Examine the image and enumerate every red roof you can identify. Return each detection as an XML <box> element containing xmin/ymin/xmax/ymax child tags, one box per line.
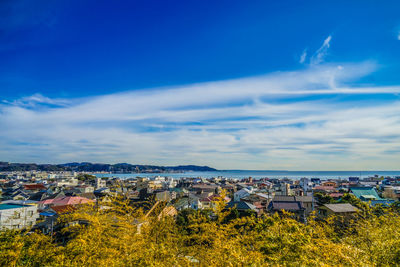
<box><xmin>329</xmin><ymin>193</ymin><xmax>344</xmax><ymax>198</ymax></box>
<box><xmin>39</xmin><ymin>196</ymin><xmax>94</xmax><ymax>206</ymax></box>
<box><xmin>51</xmin><ymin>205</ymin><xmax>77</xmax><ymax>214</ymax></box>
<box><xmin>24</xmin><ymin>184</ymin><xmax>46</xmax><ymax>190</ymax></box>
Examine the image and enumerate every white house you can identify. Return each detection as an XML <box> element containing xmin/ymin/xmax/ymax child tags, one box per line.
<box><xmin>96</xmin><ymin>178</ymin><xmax>107</xmax><ymax>189</ymax></box>
<box><xmin>234</xmin><ymin>187</ymin><xmax>253</xmax><ymax>202</ymax></box>
<box><xmin>0</xmin><ymin>203</ymin><xmax>39</xmax><ymax>230</ymax></box>
<box><xmin>299</xmin><ymin>178</ymin><xmax>310</xmax><ymax>192</ymax></box>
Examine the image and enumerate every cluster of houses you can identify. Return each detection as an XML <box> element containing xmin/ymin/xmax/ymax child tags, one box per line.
<box><xmin>0</xmin><ymin>170</ymin><xmax>399</xmax><ymax>232</ymax></box>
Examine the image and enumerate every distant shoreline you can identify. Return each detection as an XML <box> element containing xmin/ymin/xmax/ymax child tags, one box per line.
<box><xmin>94</xmin><ymin>170</ymin><xmax>400</xmax><ymax>180</ymax></box>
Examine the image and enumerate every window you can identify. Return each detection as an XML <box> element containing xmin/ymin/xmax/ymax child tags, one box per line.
<box><xmin>28</xmin><ymin>210</ymin><xmax>34</xmax><ymax>216</ymax></box>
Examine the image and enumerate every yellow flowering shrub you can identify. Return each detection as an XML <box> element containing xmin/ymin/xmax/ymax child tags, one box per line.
<box><xmin>1</xmin><ymin>195</ymin><xmax>400</xmax><ymax>266</ymax></box>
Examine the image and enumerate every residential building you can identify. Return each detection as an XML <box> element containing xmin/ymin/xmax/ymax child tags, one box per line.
<box><xmin>268</xmin><ymin>201</ymin><xmax>306</xmax><ymax>222</ymax></box>
<box><xmin>226</xmin><ymin>201</ymin><xmax>259</xmax><ymax>215</ymax></box>
<box><xmin>234</xmin><ymin>187</ymin><xmax>253</xmax><ymax>201</ymax></box>
<box><xmin>95</xmin><ymin>178</ymin><xmax>107</xmax><ymax>189</ymax></box>
<box><xmin>0</xmin><ymin>203</ymin><xmax>39</xmax><ymax>229</ymax></box>
<box><xmin>349</xmin><ymin>187</ymin><xmax>395</xmax><ymax>206</ymax></box>
<box><xmin>318</xmin><ymin>203</ymin><xmax>358</xmax><ymax>218</ymax></box>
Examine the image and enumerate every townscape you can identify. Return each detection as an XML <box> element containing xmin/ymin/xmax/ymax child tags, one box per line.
<box><xmin>3</xmin><ymin>1</ymin><xmax>400</xmax><ymax>265</ymax></box>
<box><xmin>1</xmin><ymin>169</ymin><xmax>399</xmax><ymax>231</ymax></box>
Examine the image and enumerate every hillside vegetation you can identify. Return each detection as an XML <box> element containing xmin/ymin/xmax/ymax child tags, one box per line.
<box><xmin>1</xmin><ymin>196</ymin><xmax>400</xmax><ymax>266</ymax></box>
<box><xmin>0</xmin><ymin>162</ymin><xmax>217</xmax><ymax>172</ymax></box>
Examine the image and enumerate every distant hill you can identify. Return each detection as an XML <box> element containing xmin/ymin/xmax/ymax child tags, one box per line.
<box><xmin>0</xmin><ymin>161</ymin><xmax>217</xmax><ymax>173</ymax></box>
<box><xmin>167</xmin><ymin>165</ymin><xmax>217</xmax><ymax>172</ymax></box>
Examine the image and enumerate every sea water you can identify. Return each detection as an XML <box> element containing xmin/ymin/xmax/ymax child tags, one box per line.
<box><xmin>94</xmin><ymin>170</ymin><xmax>400</xmax><ymax>180</ymax></box>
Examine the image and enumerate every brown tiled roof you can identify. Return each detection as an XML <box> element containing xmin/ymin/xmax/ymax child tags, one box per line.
<box><xmin>51</xmin><ymin>205</ymin><xmax>77</xmax><ymax>214</ymax></box>
<box><xmin>24</xmin><ymin>184</ymin><xmax>46</xmax><ymax>190</ymax></box>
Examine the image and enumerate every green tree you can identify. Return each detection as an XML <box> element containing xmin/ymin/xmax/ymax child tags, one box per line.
<box><xmin>314</xmin><ymin>192</ymin><xmax>335</xmax><ymax>205</ymax></box>
<box><xmin>76</xmin><ymin>174</ymin><xmax>96</xmax><ymax>183</ymax></box>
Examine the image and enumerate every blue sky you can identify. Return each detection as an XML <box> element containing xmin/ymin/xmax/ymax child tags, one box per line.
<box><xmin>1</xmin><ymin>0</ymin><xmax>400</xmax><ymax>170</ymax></box>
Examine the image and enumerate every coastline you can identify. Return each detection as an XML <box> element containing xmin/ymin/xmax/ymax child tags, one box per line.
<box><xmin>94</xmin><ymin>170</ymin><xmax>400</xmax><ymax>180</ymax></box>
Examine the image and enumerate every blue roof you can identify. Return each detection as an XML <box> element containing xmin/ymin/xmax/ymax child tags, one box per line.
<box><xmin>350</xmin><ymin>187</ymin><xmax>395</xmax><ymax>206</ymax></box>
<box><xmin>0</xmin><ymin>204</ymin><xmax>25</xmax><ymax>210</ymax></box>
<box><xmin>349</xmin><ymin>187</ymin><xmax>383</xmax><ymax>200</ymax></box>
<box><xmin>39</xmin><ymin>212</ymin><xmax>56</xmax><ymax>217</ymax></box>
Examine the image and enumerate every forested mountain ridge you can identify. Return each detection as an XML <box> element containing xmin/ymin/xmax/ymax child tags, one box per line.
<box><xmin>0</xmin><ymin>161</ymin><xmax>217</xmax><ymax>172</ymax></box>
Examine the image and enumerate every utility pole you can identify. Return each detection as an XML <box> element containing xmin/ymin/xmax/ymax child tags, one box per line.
<box><xmin>311</xmin><ymin>188</ymin><xmax>315</xmax><ymax>212</ymax></box>
<box><xmin>51</xmin><ymin>218</ymin><xmax>54</xmax><ymax>238</ymax></box>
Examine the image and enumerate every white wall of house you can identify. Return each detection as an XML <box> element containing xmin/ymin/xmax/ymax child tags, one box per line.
<box><xmin>96</xmin><ymin>178</ymin><xmax>107</xmax><ymax>189</ymax></box>
<box><xmin>234</xmin><ymin>188</ymin><xmax>252</xmax><ymax>202</ymax></box>
<box><xmin>56</xmin><ymin>177</ymin><xmax>79</xmax><ymax>187</ymax></box>
<box><xmin>0</xmin><ymin>205</ymin><xmax>39</xmax><ymax>230</ymax></box>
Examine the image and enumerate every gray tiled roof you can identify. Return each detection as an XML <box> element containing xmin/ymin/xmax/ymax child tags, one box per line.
<box><xmin>323</xmin><ymin>203</ymin><xmax>358</xmax><ymax>213</ymax></box>
<box><xmin>270</xmin><ymin>201</ymin><xmax>304</xmax><ymax>211</ymax></box>
<box><xmin>273</xmin><ymin>195</ymin><xmax>313</xmax><ymax>202</ymax></box>
<box><xmin>227</xmin><ymin>201</ymin><xmax>258</xmax><ymax>211</ymax></box>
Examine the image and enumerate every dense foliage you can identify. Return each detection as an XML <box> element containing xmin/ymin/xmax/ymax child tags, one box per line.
<box><xmin>76</xmin><ymin>174</ymin><xmax>97</xmax><ymax>183</ymax></box>
<box><xmin>1</xmin><ymin>196</ymin><xmax>400</xmax><ymax>266</ymax></box>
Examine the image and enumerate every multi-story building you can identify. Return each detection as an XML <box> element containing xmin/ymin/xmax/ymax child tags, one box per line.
<box><xmin>0</xmin><ymin>203</ymin><xmax>39</xmax><ymax>229</ymax></box>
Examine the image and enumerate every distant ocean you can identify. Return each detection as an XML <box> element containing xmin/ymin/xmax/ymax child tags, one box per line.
<box><xmin>94</xmin><ymin>170</ymin><xmax>400</xmax><ymax>180</ymax></box>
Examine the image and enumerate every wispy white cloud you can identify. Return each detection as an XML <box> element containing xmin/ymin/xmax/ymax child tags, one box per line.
<box><xmin>299</xmin><ymin>49</ymin><xmax>307</xmax><ymax>64</ymax></box>
<box><xmin>310</xmin><ymin>35</ymin><xmax>332</xmax><ymax>65</ymax></box>
<box><xmin>0</xmin><ymin>61</ymin><xmax>399</xmax><ymax>170</ymax></box>
<box><xmin>2</xmin><ymin>93</ymin><xmax>70</xmax><ymax>108</ymax></box>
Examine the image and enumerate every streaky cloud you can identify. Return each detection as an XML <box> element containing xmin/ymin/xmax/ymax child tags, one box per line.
<box><xmin>299</xmin><ymin>48</ymin><xmax>307</xmax><ymax>64</ymax></box>
<box><xmin>310</xmin><ymin>35</ymin><xmax>332</xmax><ymax>65</ymax></box>
<box><xmin>0</xmin><ymin>61</ymin><xmax>399</xmax><ymax>170</ymax></box>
